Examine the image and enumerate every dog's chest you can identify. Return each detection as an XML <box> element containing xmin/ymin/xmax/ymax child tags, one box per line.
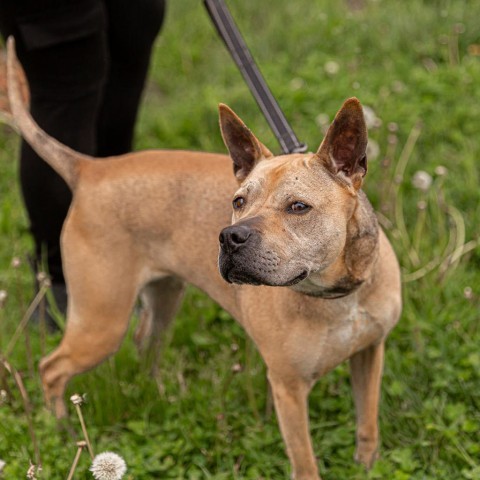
<box><xmin>286</xmin><ymin>301</ymin><xmax>384</xmax><ymax>380</ymax></box>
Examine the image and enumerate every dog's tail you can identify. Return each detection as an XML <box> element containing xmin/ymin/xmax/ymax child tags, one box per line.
<box><xmin>0</xmin><ymin>41</ymin><xmax>29</xmax><ymax>130</ymax></box>
<box><xmin>6</xmin><ymin>36</ymin><xmax>91</xmax><ymax>190</ymax></box>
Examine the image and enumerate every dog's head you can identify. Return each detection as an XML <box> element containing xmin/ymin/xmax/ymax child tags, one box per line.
<box><xmin>218</xmin><ymin>98</ymin><xmax>375</xmax><ymax>295</ymax></box>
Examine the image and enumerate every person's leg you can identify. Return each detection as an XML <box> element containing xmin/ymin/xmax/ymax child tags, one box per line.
<box><xmin>97</xmin><ymin>0</ymin><xmax>166</xmax><ymax>156</ymax></box>
<box><xmin>0</xmin><ymin>0</ymin><xmax>108</xmax><ymax>286</ymax></box>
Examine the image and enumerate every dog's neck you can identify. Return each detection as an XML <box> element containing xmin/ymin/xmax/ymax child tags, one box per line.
<box><xmin>291</xmin><ymin>190</ymin><xmax>379</xmax><ymax>299</ymax></box>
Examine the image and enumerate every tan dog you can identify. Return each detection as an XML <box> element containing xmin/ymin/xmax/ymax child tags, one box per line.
<box><xmin>6</xmin><ymin>38</ymin><xmax>401</xmax><ymax>479</ymax></box>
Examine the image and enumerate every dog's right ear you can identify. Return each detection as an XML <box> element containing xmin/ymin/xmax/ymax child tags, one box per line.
<box><xmin>219</xmin><ymin>104</ymin><xmax>273</xmax><ymax>182</ymax></box>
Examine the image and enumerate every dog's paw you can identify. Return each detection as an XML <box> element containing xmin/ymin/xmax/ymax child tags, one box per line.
<box><xmin>354</xmin><ymin>440</ymin><xmax>379</xmax><ymax>469</ymax></box>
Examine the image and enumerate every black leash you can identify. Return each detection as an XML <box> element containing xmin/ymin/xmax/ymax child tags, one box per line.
<box><xmin>204</xmin><ymin>0</ymin><xmax>308</xmax><ymax>154</ymax></box>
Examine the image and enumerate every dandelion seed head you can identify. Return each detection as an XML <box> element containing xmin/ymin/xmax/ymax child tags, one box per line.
<box><xmin>0</xmin><ymin>290</ymin><xmax>7</xmax><ymax>308</ymax></box>
<box><xmin>0</xmin><ymin>389</ymin><xmax>7</xmax><ymax>404</ymax></box>
<box><xmin>388</xmin><ymin>122</ymin><xmax>399</xmax><ymax>133</ymax></box>
<box><xmin>90</xmin><ymin>452</ymin><xmax>127</xmax><ymax>480</ymax></box>
<box><xmin>362</xmin><ymin>106</ymin><xmax>382</xmax><ymax>130</ymax></box>
<box><xmin>388</xmin><ymin>134</ymin><xmax>398</xmax><ymax>145</ymax></box>
<box><xmin>11</xmin><ymin>257</ymin><xmax>21</xmax><ymax>268</ymax></box>
<box><xmin>324</xmin><ymin>60</ymin><xmax>340</xmax><ymax>75</ymax></box>
<box><xmin>290</xmin><ymin>77</ymin><xmax>305</xmax><ymax>90</ymax></box>
<box><xmin>36</xmin><ymin>272</ymin><xmax>51</xmax><ymax>288</ymax></box>
<box><xmin>412</xmin><ymin>171</ymin><xmax>432</xmax><ymax>192</ymax></box>
<box><xmin>464</xmin><ymin>287</ymin><xmax>473</xmax><ymax>300</ymax></box>
<box><xmin>315</xmin><ymin>113</ymin><xmax>329</xmax><ymax>128</ymax></box>
<box><xmin>0</xmin><ymin>459</ymin><xmax>5</xmax><ymax>472</ymax></box>
<box><xmin>70</xmin><ymin>393</ymin><xmax>84</xmax><ymax>406</ymax></box>
<box><xmin>231</xmin><ymin>363</ymin><xmax>242</xmax><ymax>373</ymax></box>
<box><xmin>36</xmin><ymin>271</ymin><xmax>47</xmax><ymax>283</ymax></box>
<box><xmin>366</xmin><ymin>139</ymin><xmax>380</xmax><ymax>161</ymax></box>
<box><xmin>434</xmin><ymin>165</ymin><xmax>448</xmax><ymax>176</ymax></box>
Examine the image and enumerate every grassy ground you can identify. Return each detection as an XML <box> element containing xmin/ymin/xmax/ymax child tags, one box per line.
<box><xmin>1</xmin><ymin>0</ymin><xmax>480</xmax><ymax>478</ymax></box>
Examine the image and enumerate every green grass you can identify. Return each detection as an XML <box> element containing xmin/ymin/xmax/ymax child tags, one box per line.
<box><xmin>1</xmin><ymin>0</ymin><xmax>480</xmax><ymax>478</ymax></box>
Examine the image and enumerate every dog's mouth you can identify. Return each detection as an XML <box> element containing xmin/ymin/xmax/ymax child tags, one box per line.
<box><xmin>222</xmin><ymin>264</ymin><xmax>308</xmax><ymax>287</ymax></box>
<box><xmin>224</xmin><ymin>268</ymin><xmax>262</xmax><ymax>286</ymax></box>
<box><xmin>282</xmin><ymin>269</ymin><xmax>309</xmax><ymax>286</ymax></box>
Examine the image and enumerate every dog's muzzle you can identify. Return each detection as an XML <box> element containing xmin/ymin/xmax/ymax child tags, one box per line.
<box><xmin>218</xmin><ymin>224</ymin><xmax>308</xmax><ymax>286</ymax></box>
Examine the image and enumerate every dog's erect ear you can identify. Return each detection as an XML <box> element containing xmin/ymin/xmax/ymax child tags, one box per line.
<box><xmin>219</xmin><ymin>104</ymin><xmax>273</xmax><ymax>182</ymax></box>
<box><xmin>316</xmin><ymin>98</ymin><xmax>368</xmax><ymax>189</ymax></box>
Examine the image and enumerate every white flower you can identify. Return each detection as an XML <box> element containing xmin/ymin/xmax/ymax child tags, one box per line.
<box><xmin>0</xmin><ymin>459</ymin><xmax>5</xmax><ymax>472</ymax></box>
<box><xmin>90</xmin><ymin>452</ymin><xmax>127</xmax><ymax>480</ymax></box>
<box><xmin>412</xmin><ymin>171</ymin><xmax>432</xmax><ymax>192</ymax></box>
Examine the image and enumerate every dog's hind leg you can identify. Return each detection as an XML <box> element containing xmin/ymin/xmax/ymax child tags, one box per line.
<box><xmin>135</xmin><ymin>276</ymin><xmax>186</xmax><ymax>375</ymax></box>
<box><xmin>39</xmin><ymin>235</ymin><xmax>140</xmax><ymax>418</ymax></box>
<box><xmin>349</xmin><ymin>341</ymin><xmax>384</xmax><ymax>469</ymax></box>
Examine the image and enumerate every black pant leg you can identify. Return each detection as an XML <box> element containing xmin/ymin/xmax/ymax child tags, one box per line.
<box><xmin>0</xmin><ymin>0</ymin><xmax>108</xmax><ymax>283</ymax></box>
<box><xmin>96</xmin><ymin>0</ymin><xmax>166</xmax><ymax>156</ymax></box>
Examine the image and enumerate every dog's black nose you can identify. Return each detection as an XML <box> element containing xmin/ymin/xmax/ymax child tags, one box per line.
<box><xmin>219</xmin><ymin>225</ymin><xmax>251</xmax><ymax>252</ymax></box>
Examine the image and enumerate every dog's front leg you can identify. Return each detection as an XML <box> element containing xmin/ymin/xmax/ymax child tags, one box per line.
<box><xmin>268</xmin><ymin>371</ymin><xmax>320</xmax><ymax>480</ymax></box>
<box><xmin>349</xmin><ymin>341</ymin><xmax>384</xmax><ymax>468</ymax></box>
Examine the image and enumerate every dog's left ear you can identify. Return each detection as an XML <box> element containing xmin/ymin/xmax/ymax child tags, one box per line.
<box><xmin>219</xmin><ymin>104</ymin><xmax>273</xmax><ymax>182</ymax></box>
<box><xmin>316</xmin><ymin>97</ymin><xmax>368</xmax><ymax>190</ymax></box>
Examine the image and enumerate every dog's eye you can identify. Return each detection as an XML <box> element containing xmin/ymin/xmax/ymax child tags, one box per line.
<box><xmin>288</xmin><ymin>201</ymin><xmax>311</xmax><ymax>214</ymax></box>
<box><xmin>233</xmin><ymin>196</ymin><xmax>245</xmax><ymax>209</ymax></box>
